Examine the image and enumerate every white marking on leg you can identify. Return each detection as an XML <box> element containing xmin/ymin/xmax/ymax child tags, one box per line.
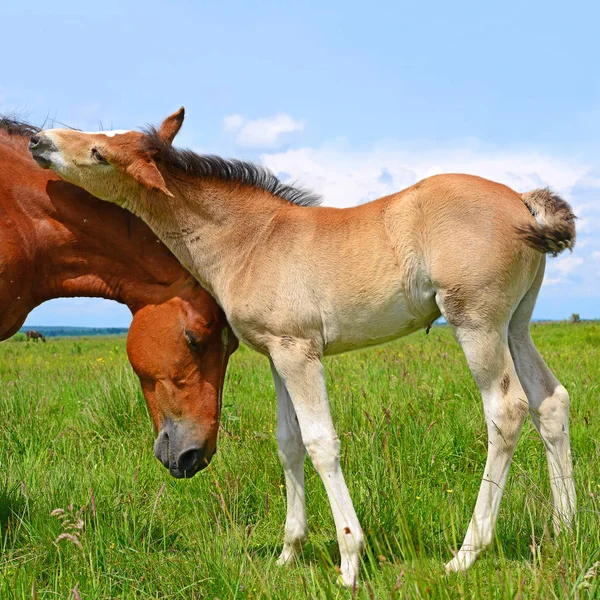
<box><xmin>270</xmin><ymin>339</ymin><xmax>363</xmax><ymax>586</ymax></box>
<box><xmin>271</xmin><ymin>364</ymin><xmax>307</xmax><ymax>565</ymax></box>
<box><xmin>445</xmin><ymin>328</ymin><xmax>528</xmax><ymax>573</ymax></box>
<box><xmin>534</xmin><ymin>384</ymin><xmax>576</xmax><ymax>530</ymax></box>
<box><xmin>509</xmin><ymin>332</ymin><xmax>576</xmax><ymax>531</ymax></box>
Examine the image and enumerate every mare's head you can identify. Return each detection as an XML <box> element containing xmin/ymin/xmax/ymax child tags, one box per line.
<box><xmin>2</xmin><ymin>114</ymin><xmax>237</xmax><ymax>477</ymax></box>
<box><xmin>127</xmin><ymin>283</ymin><xmax>237</xmax><ymax>478</ymax></box>
<box><xmin>28</xmin><ymin>109</ymin><xmax>187</xmax><ymax>209</ymax></box>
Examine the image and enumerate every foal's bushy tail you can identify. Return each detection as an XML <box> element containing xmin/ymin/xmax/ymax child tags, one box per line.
<box><xmin>517</xmin><ymin>188</ymin><xmax>576</xmax><ymax>256</ymax></box>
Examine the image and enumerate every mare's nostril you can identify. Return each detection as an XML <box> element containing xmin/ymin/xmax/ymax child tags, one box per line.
<box><xmin>177</xmin><ymin>447</ymin><xmax>207</xmax><ymax>474</ymax></box>
<box><xmin>153</xmin><ymin>429</ymin><xmax>170</xmax><ymax>469</ymax></box>
<box><xmin>29</xmin><ymin>135</ymin><xmax>41</xmax><ymax>149</ymax></box>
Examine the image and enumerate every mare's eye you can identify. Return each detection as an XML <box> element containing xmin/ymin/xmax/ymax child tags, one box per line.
<box><xmin>91</xmin><ymin>147</ymin><xmax>108</xmax><ymax>164</ymax></box>
<box><xmin>184</xmin><ymin>329</ymin><xmax>204</xmax><ymax>352</ymax></box>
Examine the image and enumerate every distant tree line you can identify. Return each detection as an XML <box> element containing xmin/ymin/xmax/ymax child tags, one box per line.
<box><xmin>18</xmin><ymin>326</ymin><xmax>128</xmax><ymax>338</ymax></box>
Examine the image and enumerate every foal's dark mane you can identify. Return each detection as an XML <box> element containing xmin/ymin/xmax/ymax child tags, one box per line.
<box><xmin>142</xmin><ymin>126</ymin><xmax>322</xmax><ymax>207</ymax></box>
<box><xmin>0</xmin><ymin>117</ymin><xmax>321</xmax><ymax>207</ymax></box>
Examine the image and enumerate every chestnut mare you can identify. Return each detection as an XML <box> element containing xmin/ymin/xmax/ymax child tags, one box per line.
<box><xmin>33</xmin><ymin>110</ymin><xmax>577</xmax><ymax>585</ymax></box>
<box><xmin>0</xmin><ymin>117</ymin><xmax>237</xmax><ymax>478</ymax></box>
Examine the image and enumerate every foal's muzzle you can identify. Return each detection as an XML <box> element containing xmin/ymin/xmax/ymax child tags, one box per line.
<box><xmin>29</xmin><ymin>134</ymin><xmax>57</xmax><ymax>169</ymax></box>
<box><xmin>153</xmin><ymin>419</ymin><xmax>214</xmax><ymax>479</ymax></box>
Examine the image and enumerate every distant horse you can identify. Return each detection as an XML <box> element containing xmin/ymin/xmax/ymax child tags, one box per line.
<box><xmin>26</xmin><ymin>329</ymin><xmax>46</xmax><ymax>342</ymax></box>
<box><xmin>35</xmin><ymin>109</ymin><xmax>577</xmax><ymax>585</ymax></box>
<box><xmin>0</xmin><ymin>117</ymin><xmax>237</xmax><ymax>478</ymax></box>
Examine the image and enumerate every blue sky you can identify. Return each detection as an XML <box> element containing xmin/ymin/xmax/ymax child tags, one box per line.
<box><xmin>2</xmin><ymin>0</ymin><xmax>598</xmax><ymax>325</ymax></box>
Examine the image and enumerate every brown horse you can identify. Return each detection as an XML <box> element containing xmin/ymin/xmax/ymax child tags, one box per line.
<box><xmin>33</xmin><ymin>109</ymin><xmax>578</xmax><ymax>585</ymax></box>
<box><xmin>0</xmin><ymin>117</ymin><xmax>237</xmax><ymax>478</ymax></box>
<box><xmin>26</xmin><ymin>329</ymin><xmax>46</xmax><ymax>342</ymax></box>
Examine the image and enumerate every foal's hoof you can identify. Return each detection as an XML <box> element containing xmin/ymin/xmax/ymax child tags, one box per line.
<box><xmin>276</xmin><ymin>555</ymin><xmax>293</xmax><ymax>568</ymax></box>
<box><xmin>336</xmin><ymin>571</ymin><xmax>358</xmax><ymax>589</ymax></box>
<box><xmin>444</xmin><ymin>549</ymin><xmax>479</xmax><ymax>573</ymax></box>
<box><xmin>276</xmin><ymin>547</ymin><xmax>297</xmax><ymax>567</ymax></box>
<box><xmin>335</xmin><ymin>560</ymin><xmax>359</xmax><ymax>588</ymax></box>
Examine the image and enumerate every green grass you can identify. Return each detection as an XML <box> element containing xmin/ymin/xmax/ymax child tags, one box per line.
<box><xmin>0</xmin><ymin>324</ymin><xmax>599</xmax><ymax>599</ymax></box>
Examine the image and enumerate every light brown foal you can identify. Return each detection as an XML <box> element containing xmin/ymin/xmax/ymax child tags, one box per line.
<box><xmin>31</xmin><ymin>109</ymin><xmax>577</xmax><ymax>586</ymax></box>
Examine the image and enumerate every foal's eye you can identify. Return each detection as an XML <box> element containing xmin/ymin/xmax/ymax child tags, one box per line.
<box><xmin>184</xmin><ymin>329</ymin><xmax>204</xmax><ymax>352</ymax></box>
<box><xmin>91</xmin><ymin>147</ymin><xmax>108</xmax><ymax>164</ymax></box>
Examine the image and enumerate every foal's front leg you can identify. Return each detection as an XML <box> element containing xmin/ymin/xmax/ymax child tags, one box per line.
<box><xmin>271</xmin><ymin>364</ymin><xmax>308</xmax><ymax>565</ymax></box>
<box><xmin>270</xmin><ymin>339</ymin><xmax>364</xmax><ymax>587</ymax></box>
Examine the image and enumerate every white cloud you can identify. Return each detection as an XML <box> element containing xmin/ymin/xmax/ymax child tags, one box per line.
<box><xmin>232</xmin><ymin>113</ymin><xmax>304</xmax><ymax>149</ymax></box>
<box><xmin>553</xmin><ymin>255</ymin><xmax>584</xmax><ymax>274</ymax></box>
<box><xmin>261</xmin><ymin>144</ymin><xmax>590</xmax><ymax>209</ymax></box>
<box><xmin>223</xmin><ymin>114</ymin><xmax>244</xmax><ymax>132</ymax></box>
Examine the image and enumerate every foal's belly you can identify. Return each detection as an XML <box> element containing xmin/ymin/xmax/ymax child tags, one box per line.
<box><xmin>322</xmin><ymin>290</ymin><xmax>440</xmax><ymax>356</ymax></box>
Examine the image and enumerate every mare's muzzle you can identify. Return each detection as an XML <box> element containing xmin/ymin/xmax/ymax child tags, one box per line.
<box><xmin>153</xmin><ymin>418</ymin><xmax>213</xmax><ymax>479</ymax></box>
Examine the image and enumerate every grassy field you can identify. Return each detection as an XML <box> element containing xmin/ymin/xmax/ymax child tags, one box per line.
<box><xmin>0</xmin><ymin>323</ymin><xmax>598</xmax><ymax>599</ymax></box>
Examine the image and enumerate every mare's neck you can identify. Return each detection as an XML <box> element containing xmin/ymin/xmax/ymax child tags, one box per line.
<box><xmin>0</xmin><ymin>134</ymin><xmax>186</xmax><ymax>322</ymax></box>
<box><xmin>37</xmin><ymin>183</ymin><xmax>186</xmax><ymax>314</ymax></box>
<box><xmin>41</xmin><ymin>257</ymin><xmax>163</xmax><ymax>316</ymax></box>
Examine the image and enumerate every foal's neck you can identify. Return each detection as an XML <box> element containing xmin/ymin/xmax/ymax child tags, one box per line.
<box><xmin>142</xmin><ymin>179</ymin><xmax>284</xmax><ymax>301</ymax></box>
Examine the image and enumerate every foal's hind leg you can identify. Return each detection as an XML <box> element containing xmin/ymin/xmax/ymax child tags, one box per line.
<box><xmin>270</xmin><ymin>364</ymin><xmax>308</xmax><ymax>565</ymax></box>
<box><xmin>444</xmin><ymin>324</ymin><xmax>529</xmax><ymax>572</ymax></box>
<box><xmin>508</xmin><ymin>257</ymin><xmax>576</xmax><ymax>531</ymax></box>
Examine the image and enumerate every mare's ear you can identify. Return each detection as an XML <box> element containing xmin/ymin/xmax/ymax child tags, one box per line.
<box><xmin>127</xmin><ymin>159</ymin><xmax>174</xmax><ymax>198</ymax></box>
<box><xmin>158</xmin><ymin>107</ymin><xmax>185</xmax><ymax>145</ymax></box>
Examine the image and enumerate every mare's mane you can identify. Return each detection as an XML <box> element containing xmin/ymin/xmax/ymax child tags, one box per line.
<box><xmin>0</xmin><ymin>116</ymin><xmax>40</xmax><ymax>139</ymax></box>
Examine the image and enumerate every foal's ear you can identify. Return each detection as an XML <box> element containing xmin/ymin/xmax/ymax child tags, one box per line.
<box><xmin>127</xmin><ymin>158</ymin><xmax>174</xmax><ymax>198</ymax></box>
<box><xmin>158</xmin><ymin>107</ymin><xmax>185</xmax><ymax>145</ymax></box>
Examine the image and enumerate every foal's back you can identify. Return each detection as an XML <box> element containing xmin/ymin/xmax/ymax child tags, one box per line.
<box><xmin>240</xmin><ymin>173</ymin><xmax>545</xmax><ymax>351</ymax></box>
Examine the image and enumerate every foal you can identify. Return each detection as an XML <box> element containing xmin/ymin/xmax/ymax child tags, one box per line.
<box><xmin>1</xmin><ymin>117</ymin><xmax>237</xmax><ymax>478</ymax></box>
<box><xmin>31</xmin><ymin>109</ymin><xmax>577</xmax><ymax>585</ymax></box>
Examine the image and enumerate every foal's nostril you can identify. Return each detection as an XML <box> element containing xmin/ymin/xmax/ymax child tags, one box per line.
<box><xmin>177</xmin><ymin>447</ymin><xmax>207</xmax><ymax>474</ymax></box>
<box><xmin>29</xmin><ymin>135</ymin><xmax>41</xmax><ymax>149</ymax></box>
